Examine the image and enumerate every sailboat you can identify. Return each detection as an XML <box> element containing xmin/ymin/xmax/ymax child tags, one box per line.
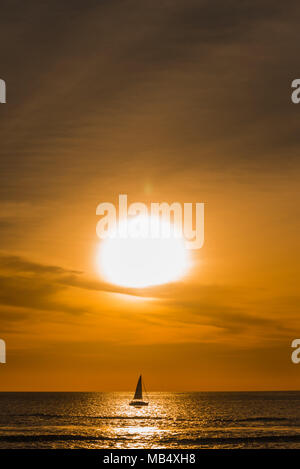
<box><xmin>129</xmin><ymin>375</ymin><xmax>149</xmax><ymax>407</ymax></box>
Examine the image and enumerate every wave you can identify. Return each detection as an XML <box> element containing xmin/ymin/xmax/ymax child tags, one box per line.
<box><xmin>161</xmin><ymin>434</ymin><xmax>300</xmax><ymax>445</ymax></box>
<box><xmin>0</xmin><ymin>413</ymin><xmax>168</xmax><ymax>420</ymax></box>
<box><xmin>236</xmin><ymin>417</ymin><xmax>289</xmax><ymax>423</ymax></box>
<box><xmin>1</xmin><ymin>414</ymin><xmax>297</xmax><ymax>425</ymax></box>
<box><xmin>216</xmin><ymin>416</ymin><xmax>293</xmax><ymax>424</ymax></box>
<box><xmin>0</xmin><ymin>434</ymin><xmax>300</xmax><ymax>445</ymax></box>
<box><xmin>0</xmin><ymin>434</ymin><xmax>120</xmax><ymax>442</ymax></box>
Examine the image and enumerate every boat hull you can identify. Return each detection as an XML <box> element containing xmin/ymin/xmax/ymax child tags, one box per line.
<box><xmin>129</xmin><ymin>400</ymin><xmax>148</xmax><ymax>407</ymax></box>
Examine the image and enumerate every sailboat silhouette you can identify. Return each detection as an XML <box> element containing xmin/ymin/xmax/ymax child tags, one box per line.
<box><xmin>129</xmin><ymin>375</ymin><xmax>149</xmax><ymax>407</ymax></box>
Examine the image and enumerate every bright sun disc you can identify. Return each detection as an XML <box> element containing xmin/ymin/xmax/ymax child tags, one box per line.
<box><xmin>97</xmin><ymin>216</ymin><xmax>189</xmax><ymax>288</ymax></box>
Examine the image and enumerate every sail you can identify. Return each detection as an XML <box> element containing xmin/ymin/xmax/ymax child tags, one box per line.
<box><xmin>133</xmin><ymin>375</ymin><xmax>143</xmax><ymax>400</ymax></box>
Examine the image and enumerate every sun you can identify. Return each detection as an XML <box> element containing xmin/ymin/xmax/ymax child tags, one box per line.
<box><xmin>97</xmin><ymin>215</ymin><xmax>189</xmax><ymax>288</ymax></box>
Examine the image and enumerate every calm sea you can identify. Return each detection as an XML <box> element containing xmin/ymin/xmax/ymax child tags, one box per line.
<box><xmin>0</xmin><ymin>392</ymin><xmax>300</xmax><ymax>449</ymax></box>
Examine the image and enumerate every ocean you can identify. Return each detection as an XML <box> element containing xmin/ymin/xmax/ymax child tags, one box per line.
<box><xmin>0</xmin><ymin>391</ymin><xmax>300</xmax><ymax>449</ymax></box>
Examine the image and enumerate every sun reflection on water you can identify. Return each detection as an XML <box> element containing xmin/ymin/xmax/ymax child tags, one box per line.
<box><xmin>1</xmin><ymin>392</ymin><xmax>297</xmax><ymax>449</ymax></box>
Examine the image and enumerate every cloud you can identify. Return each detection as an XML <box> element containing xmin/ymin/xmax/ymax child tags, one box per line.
<box><xmin>0</xmin><ymin>254</ymin><xmax>85</xmax><ymax>317</ymax></box>
<box><xmin>0</xmin><ymin>0</ymin><xmax>299</xmax><ymax>205</ymax></box>
<box><xmin>0</xmin><ymin>253</ymin><xmax>155</xmax><ymax>320</ymax></box>
<box><xmin>0</xmin><ymin>254</ymin><xmax>80</xmax><ymax>276</ymax></box>
<box><xmin>0</xmin><ymin>253</ymin><xmax>298</xmax><ymax>345</ymax></box>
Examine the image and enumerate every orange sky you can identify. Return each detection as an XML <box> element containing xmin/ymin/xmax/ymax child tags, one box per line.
<box><xmin>0</xmin><ymin>0</ymin><xmax>300</xmax><ymax>391</ymax></box>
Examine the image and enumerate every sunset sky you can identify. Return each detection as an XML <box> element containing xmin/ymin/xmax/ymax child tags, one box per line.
<box><xmin>0</xmin><ymin>0</ymin><xmax>300</xmax><ymax>391</ymax></box>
